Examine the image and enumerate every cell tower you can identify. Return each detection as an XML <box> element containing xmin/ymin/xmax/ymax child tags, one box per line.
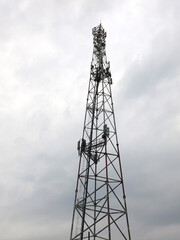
<box><xmin>70</xmin><ymin>24</ymin><xmax>131</xmax><ymax>240</ymax></box>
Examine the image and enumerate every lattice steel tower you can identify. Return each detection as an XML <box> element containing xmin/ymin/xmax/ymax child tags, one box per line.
<box><xmin>70</xmin><ymin>24</ymin><xmax>131</xmax><ymax>240</ymax></box>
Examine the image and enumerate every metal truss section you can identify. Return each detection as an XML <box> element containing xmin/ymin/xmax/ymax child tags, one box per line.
<box><xmin>70</xmin><ymin>24</ymin><xmax>131</xmax><ymax>240</ymax></box>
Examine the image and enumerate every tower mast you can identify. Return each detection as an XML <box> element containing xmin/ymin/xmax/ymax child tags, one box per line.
<box><xmin>70</xmin><ymin>24</ymin><xmax>131</xmax><ymax>240</ymax></box>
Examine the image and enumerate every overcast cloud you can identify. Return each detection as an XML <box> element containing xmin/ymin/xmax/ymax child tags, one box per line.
<box><xmin>0</xmin><ymin>0</ymin><xmax>179</xmax><ymax>239</ymax></box>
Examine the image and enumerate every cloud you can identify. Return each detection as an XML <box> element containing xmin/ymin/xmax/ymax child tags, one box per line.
<box><xmin>120</xmin><ymin>30</ymin><xmax>180</xmax><ymax>99</ymax></box>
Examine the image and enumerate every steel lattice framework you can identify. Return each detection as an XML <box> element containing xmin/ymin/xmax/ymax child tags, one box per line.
<box><xmin>70</xmin><ymin>24</ymin><xmax>131</xmax><ymax>240</ymax></box>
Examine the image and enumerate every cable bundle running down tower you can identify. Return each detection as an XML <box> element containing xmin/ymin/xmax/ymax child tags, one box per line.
<box><xmin>70</xmin><ymin>24</ymin><xmax>131</xmax><ymax>240</ymax></box>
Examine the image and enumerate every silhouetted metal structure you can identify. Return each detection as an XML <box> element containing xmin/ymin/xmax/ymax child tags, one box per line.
<box><xmin>70</xmin><ymin>24</ymin><xmax>131</xmax><ymax>240</ymax></box>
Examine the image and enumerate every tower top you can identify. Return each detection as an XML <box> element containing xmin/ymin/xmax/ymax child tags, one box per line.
<box><xmin>92</xmin><ymin>23</ymin><xmax>106</xmax><ymax>49</ymax></box>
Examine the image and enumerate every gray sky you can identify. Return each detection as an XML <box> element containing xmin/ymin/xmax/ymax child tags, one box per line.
<box><xmin>0</xmin><ymin>0</ymin><xmax>180</xmax><ymax>239</ymax></box>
